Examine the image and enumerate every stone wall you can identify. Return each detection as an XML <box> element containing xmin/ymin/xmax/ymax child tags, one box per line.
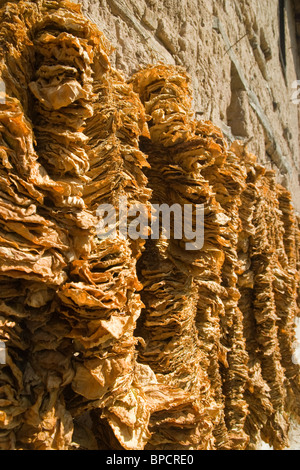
<box><xmin>75</xmin><ymin>0</ymin><xmax>300</xmax><ymax>211</ymax></box>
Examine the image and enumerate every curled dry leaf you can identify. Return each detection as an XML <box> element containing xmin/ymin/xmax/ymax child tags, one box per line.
<box><xmin>0</xmin><ymin>0</ymin><xmax>299</xmax><ymax>450</ymax></box>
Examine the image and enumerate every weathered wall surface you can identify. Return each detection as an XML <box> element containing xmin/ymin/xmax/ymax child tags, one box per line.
<box><xmin>75</xmin><ymin>0</ymin><xmax>300</xmax><ymax>211</ymax></box>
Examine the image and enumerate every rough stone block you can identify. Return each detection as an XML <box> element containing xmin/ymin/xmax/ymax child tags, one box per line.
<box><xmin>142</xmin><ymin>6</ymin><xmax>158</xmax><ymax>31</ymax></box>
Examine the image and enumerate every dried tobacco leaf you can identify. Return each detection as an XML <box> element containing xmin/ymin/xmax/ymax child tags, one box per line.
<box><xmin>0</xmin><ymin>0</ymin><xmax>299</xmax><ymax>451</ymax></box>
<box><xmin>131</xmin><ymin>64</ymin><xmax>300</xmax><ymax>450</ymax></box>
